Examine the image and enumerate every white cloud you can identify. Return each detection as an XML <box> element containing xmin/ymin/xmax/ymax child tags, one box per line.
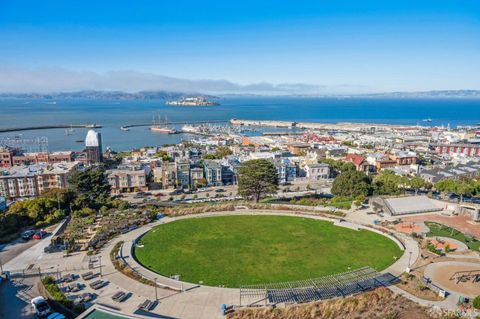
<box><xmin>0</xmin><ymin>66</ymin><xmax>369</xmax><ymax>95</ymax></box>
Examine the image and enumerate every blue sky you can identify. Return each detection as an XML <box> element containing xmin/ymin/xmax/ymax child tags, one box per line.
<box><xmin>0</xmin><ymin>1</ymin><xmax>479</xmax><ymax>93</ymax></box>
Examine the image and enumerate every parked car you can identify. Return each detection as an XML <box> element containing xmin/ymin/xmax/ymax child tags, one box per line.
<box><xmin>32</xmin><ymin>230</ymin><xmax>48</xmax><ymax>240</ymax></box>
<box><xmin>169</xmin><ymin>189</ymin><xmax>183</xmax><ymax>195</ymax></box>
<box><xmin>31</xmin><ymin>296</ymin><xmax>51</xmax><ymax>318</ymax></box>
<box><xmin>22</xmin><ymin>230</ymin><xmax>35</xmax><ymax>240</ymax></box>
<box><xmin>47</xmin><ymin>313</ymin><xmax>65</xmax><ymax>319</ymax></box>
<box><xmin>215</xmin><ymin>188</ymin><xmax>225</xmax><ymax>193</ymax></box>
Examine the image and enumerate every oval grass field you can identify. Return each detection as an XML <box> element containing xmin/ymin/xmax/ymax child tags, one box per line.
<box><xmin>134</xmin><ymin>215</ymin><xmax>402</xmax><ymax>287</ymax></box>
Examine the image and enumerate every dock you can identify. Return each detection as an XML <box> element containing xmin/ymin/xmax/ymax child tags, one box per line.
<box><xmin>230</xmin><ymin>119</ymin><xmax>426</xmax><ymax>132</ymax></box>
<box><xmin>0</xmin><ymin>124</ymin><xmax>102</xmax><ymax>133</ymax></box>
<box><xmin>120</xmin><ymin>120</ymin><xmax>228</xmax><ymax>130</ymax></box>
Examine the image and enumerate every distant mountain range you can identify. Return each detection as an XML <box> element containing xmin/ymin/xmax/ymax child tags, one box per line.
<box><xmin>0</xmin><ymin>89</ymin><xmax>479</xmax><ymax>100</ymax></box>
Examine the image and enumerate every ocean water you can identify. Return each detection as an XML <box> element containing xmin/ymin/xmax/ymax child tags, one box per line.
<box><xmin>0</xmin><ymin>97</ymin><xmax>479</xmax><ymax>151</ymax></box>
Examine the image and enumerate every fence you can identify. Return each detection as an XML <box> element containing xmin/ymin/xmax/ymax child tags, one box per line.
<box><xmin>239</xmin><ymin>267</ymin><xmax>398</xmax><ymax>306</ymax></box>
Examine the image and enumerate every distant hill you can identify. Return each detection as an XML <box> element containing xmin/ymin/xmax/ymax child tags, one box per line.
<box><xmin>361</xmin><ymin>90</ymin><xmax>480</xmax><ymax>98</ymax></box>
<box><xmin>0</xmin><ymin>90</ymin><xmax>218</xmax><ymax>100</ymax></box>
<box><xmin>0</xmin><ymin>89</ymin><xmax>479</xmax><ymax>99</ymax></box>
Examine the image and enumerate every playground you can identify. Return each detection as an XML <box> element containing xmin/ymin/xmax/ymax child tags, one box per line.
<box><xmin>394</xmin><ymin>221</ymin><xmax>425</xmax><ymax>234</ymax></box>
<box><xmin>428</xmin><ymin>262</ymin><xmax>480</xmax><ymax>297</ymax></box>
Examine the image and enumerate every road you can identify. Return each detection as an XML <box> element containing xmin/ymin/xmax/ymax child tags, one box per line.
<box><xmin>0</xmin><ymin>277</ymin><xmax>38</xmax><ymax>319</ymax></box>
<box><xmin>121</xmin><ymin>181</ymin><xmax>333</xmax><ymax>204</ymax></box>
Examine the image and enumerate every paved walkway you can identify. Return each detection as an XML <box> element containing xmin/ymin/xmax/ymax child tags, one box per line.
<box><xmin>5</xmin><ymin>208</ymin><xmax>470</xmax><ymax>319</ymax></box>
<box><xmin>94</xmin><ymin>210</ymin><xmax>417</xmax><ymax>319</ymax></box>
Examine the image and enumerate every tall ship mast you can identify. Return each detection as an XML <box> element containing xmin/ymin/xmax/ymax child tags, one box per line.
<box><xmin>149</xmin><ymin>114</ymin><xmax>178</xmax><ymax>134</ymax></box>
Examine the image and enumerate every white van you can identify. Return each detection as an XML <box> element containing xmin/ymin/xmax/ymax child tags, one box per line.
<box><xmin>30</xmin><ymin>296</ymin><xmax>51</xmax><ymax>318</ymax></box>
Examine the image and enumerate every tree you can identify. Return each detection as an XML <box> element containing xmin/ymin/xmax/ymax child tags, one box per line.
<box><xmin>238</xmin><ymin>159</ymin><xmax>279</xmax><ymax>202</ymax></box>
<box><xmin>455</xmin><ymin>180</ymin><xmax>475</xmax><ymax>202</ymax></box>
<box><xmin>372</xmin><ymin>170</ymin><xmax>409</xmax><ymax>196</ymax></box>
<box><xmin>408</xmin><ymin>176</ymin><xmax>428</xmax><ymax>195</ymax></box>
<box><xmin>215</xmin><ymin>146</ymin><xmax>233</xmax><ymax>159</ymax></box>
<box><xmin>320</xmin><ymin>159</ymin><xmax>355</xmax><ymax>175</ymax></box>
<box><xmin>331</xmin><ymin>170</ymin><xmax>371</xmax><ymax>197</ymax></box>
<box><xmin>435</xmin><ymin>179</ymin><xmax>457</xmax><ymax>197</ymax></box>
<box><xmin>68</xmin><ymin>167</ymin><xmax>111</xmax><ymax>209</ymax></box>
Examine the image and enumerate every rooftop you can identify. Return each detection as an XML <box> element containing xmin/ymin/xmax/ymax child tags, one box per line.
<box><xmin>0</xmin><ymin>162</ymin><xmax>78</xmax><ymax>178</ymax></box>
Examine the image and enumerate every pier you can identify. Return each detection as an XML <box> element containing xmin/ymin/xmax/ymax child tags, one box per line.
<box><xmin>0</xmin><ymin>124</ymin><xmax>102</xmax><ymax>133</ymax></box>
<box><xmin>230</xmin><ymin>119</ymin><xmax>425</xmax><ymax>132</ymax></box>
<box><xmin>120</xmin><ymin>119</ymin><xmax>228</xmax><ymax>130</ymax></box>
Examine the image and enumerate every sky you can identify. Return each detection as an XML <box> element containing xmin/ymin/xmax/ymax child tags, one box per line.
<box><xmin>0</xmin><ymin>0</ymin><xmax>479</xmax><ymax>94</ymax></box>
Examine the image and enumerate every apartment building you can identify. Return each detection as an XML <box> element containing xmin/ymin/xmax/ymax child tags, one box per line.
<box><xmin>0</xmin><ymin>162</ymin><xmax>78</xmax><ymax>200</ymax></box>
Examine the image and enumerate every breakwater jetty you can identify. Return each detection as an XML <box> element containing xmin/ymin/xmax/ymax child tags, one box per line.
<box><xmin>0</xmin><ymin>124</ymin><xmax>102</xmax><ymax>133</ymax></box>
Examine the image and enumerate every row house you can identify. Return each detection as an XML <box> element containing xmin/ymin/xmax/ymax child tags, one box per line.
<box><xmin>106</xmin><ymin>166</ymin><xmax>148</xmax><ymax>194</ymax></box>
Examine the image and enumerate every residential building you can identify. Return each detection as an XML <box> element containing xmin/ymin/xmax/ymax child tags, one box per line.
<box><xmin>304</xmin><ymin>163</ymin><xmax>331</xmax><ymax>181</ymax></box>
<box><xmin>0</xmin><ymin>196</ymin><xmax>6</xmax><ymax>212</ymax></box>
<box><xmin>0</xmin><ymin>147</ymin><xmax>15</xmax><ymax>168</ymax></box>
<box><xmin>420</xmin><ymin>162</ymin><xmax>480</xmax><ymax>183</ymax></box>
<box><xmin>161</xmin><ymin>161</ymin><xmax>177</xmax><ymax>189</ymax></box>
<box><xmin>0</xmin><ymin>162</ymin><xmax>78</xmax><ymax>200</ymax></box>
<box><xmin>345</xmin><ymin>154</ymin><xmax>372</xmax><ymax>173</ymax></box>
<box><xmin>176</xmin><ymin>161</ymin><xmax>191</xmax><ymax>189</ymax></box>
<box><xmin>190</xmin><ymin>167</ymin><xmax>205</xmax><ymax>188</ymax></box>
<box><xmin>106</xmin><ymin>166</ymin><xmax>148</xmax><ymax>193</ymax></box>
<box><xmin>273</xmin><ymin>158</ymin><xmax>297</xmax><ymax>184</ymax></box>
<box><xmin>203</xmin><ymin>160</ymin><xmax>222</xmax><ymax>186</ymax></box>
<box><xmin>287</xmin><ymin>142</ymin><xmax>310</xmax><ymax>156</ymax></box>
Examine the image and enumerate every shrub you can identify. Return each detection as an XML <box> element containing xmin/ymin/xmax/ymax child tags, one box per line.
<box><xmin>41</xmin><ymin>276</ymin><xmax>85</xmax><ymax>314</ymax></box>
<box><xmin>473</xmin><ymin>296</ymin><xmax>480</xmax><ymax>309</ymax></box>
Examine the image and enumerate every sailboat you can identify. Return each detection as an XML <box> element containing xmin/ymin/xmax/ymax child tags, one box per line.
<box><xmin>150</xmin><ymin>115</ymin><xmax>178</xmax><ymax>134</ymax></box>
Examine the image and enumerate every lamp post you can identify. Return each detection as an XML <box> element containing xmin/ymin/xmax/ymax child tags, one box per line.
<box><xmin>154</xmin><ymin>277</ymin><xmax>158</xmax><ymax>301</ymax></box>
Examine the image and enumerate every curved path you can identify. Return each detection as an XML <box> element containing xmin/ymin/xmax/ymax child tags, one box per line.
<box><xmin>90</xmin><ymin>209</ymin><xmax>419</xmax><ymax>319</ymax></box>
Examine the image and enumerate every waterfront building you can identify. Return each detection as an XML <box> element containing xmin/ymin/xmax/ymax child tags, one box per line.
<box><xmin>0</xmin><ymin>162</ymin><xmax>78</xmax><ymax>200</ymax></box>
<box><xmin>106</xmin><ymin>166</ymin><xmax>148</xmax><ymax>193</ymax></box>
<box><xmin>85</xmin><ymin>129</ymin><xmax>103</xmax><ymax>163</ymax></box>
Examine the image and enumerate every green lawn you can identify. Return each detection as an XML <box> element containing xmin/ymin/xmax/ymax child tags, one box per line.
<box><xmin>425</xmin><ymin>221</ymin><xmax>480</xmax><ymax>251</ymax></box>
<box><xmin>134</xmin><ymin>215</ymin><xmax>402</xmax><ymax>287</ymax></box>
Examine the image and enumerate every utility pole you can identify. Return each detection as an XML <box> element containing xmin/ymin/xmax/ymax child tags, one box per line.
<box><xmin>154</xmin><ymin>277</ymin><xmax>158</xmax><ymax>301</ymax></box>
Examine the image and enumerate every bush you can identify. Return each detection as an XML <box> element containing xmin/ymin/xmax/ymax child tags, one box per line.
<box><xmin>473</xmin><ymin>296</ymin><xmax>480</xmax><ymax>309</ymax></box>
<box><xmin>41</xmin><ymin>276</ymin><xmax>85</xmax><ymax>314</ymax></box>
